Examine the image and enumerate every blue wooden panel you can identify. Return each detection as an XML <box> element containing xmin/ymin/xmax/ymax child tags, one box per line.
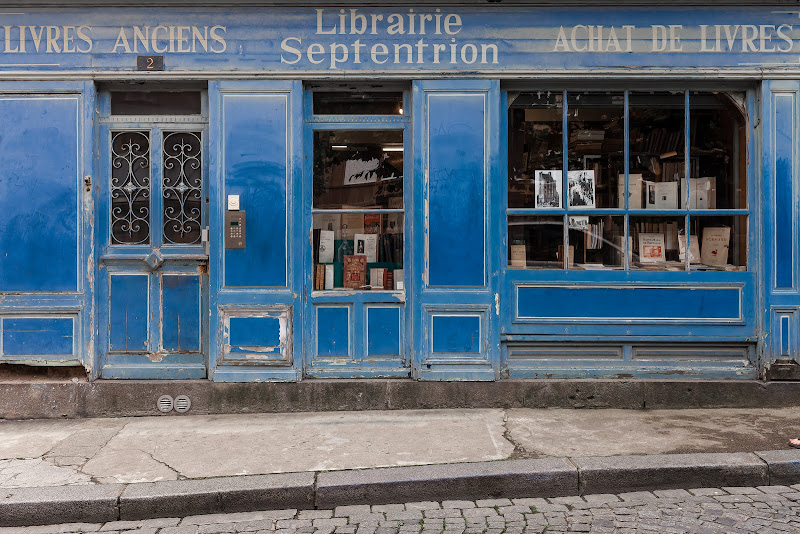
<box><xmin>316</xmin><ymin>307</ymin><xmax>349</xmax><ymax>357</ymax></box>
<box><xmin>432</xmin><ymin>315</ymin><xmax>481</xmax><ymax>354</ymax></box>
<box><xmin>109</xmin><ymin>275</ymin><xmax>148</xmax><ymax>352</ymax></box>
<box><xmin>223</xmin><ymin>94</ymin><xmax>288</xmax><ymax>287</ymax></box>
<box><xmin>517</xmin><ymin>286</ymin><xmax>741</xmax><ymax>321</ymax></box>
<box><xmin>228</xmin><ymin>316</ymin><xmax>280</xmax><ymax>351</ymax></box>
<box><xmin>367</xmin><ymin>307</ymin><xmax>400</xmax><ymax>357</ymax></box>
<box><xmin>427</xmin><ymin>93</ymin><xmax>485</xmax><ymax>286</ymax></box>
<box><xmin>774</xmin><ymin>93</ymin><xmax>795</xmax><ymax>289</ymax></box>
<box><xmin>162</xmin><ymin>275</ymin><xmax>200</xmax><ymax>352</ymax></box>
<box><xmin>2</xmin><ymin>317</ymin><xmax>73</xmax><ymax>356</ymax></box>
<box><xmin>0</xmin><ymin>97</ymin><xmax>78</xmax><ymax>292</ymax></box>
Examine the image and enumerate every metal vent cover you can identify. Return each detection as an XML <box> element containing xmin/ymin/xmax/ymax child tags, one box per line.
<box><xmin>157</xmin><ymin>395</ymin><xmax>174</xmax><ymax>413</ymax></box>
<box><xmin>174</xmin><ymin>395</ymin><xmax>191</xmax><ymax>413</ymax></box>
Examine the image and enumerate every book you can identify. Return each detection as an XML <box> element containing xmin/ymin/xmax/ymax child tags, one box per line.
<box><xmin>701</xmin><ymin>227</ymin><xmax>731</xmax><ymax>267</ymax></box>
<box><xmin>567</xmin><ymin>170</ymin><xmax>596</xmax><ymax>208</ymax></box>
<box><xmin>679</xmin><ymin>177</ymin><xmax>717</xmax><ymax>209</ymax></box>
<box><xmin>385</xmin><ymin>213</ymin><xmax>403</xmax><ymax>234</ymax></box>
<box><xmin>318</xmin><ymin>230</ymin><xmax>335</xmax><ymax>264</ymax></box>
<box><xmin>340</xmin><ymin>213</ymin><xmax>364</xmax><ymax>239</ymax></box>
<box><xmin>534</xmin><ymin>170</ymin><xmax>562</xmax><ymax>208</ymax></box>
<box><xmin>510</xmin><ymin>244</ymin><xmax>527</xmax><ymax>268</ymax></box>
<box><xmin>316</xmin><ymin>213</ymin><xmax>342</xmax><ymax>239</ymax></box>
<box><xmin>646</xmin><ymin>181</ymin><xmax>678</xmax><ymax>209</ymax></box>
<box><xmin>639</xmin><ymin>233</ymin><xmax>666</xmax><ymax>263</ymax></box>
<box><xmin>678</xmin><ymin>234</ymin><xmax>701</xmax><ymax>263</ymax></box>
<box><xmin>315</xmin><ymin>264</ymin><xmax>325</xmax><ymax>290</ymax></box>
<box><xmin>393</xmin><ymin>269</ymin><xmax>405</xmax><ymax>291</ymax></box>
<box><xmin>354</xmin><ymin>233</ymin><xmax>378</xmax><ymax>263</ymax></box>
<box><xmin>364</xmin><ymin>213</ymin><xmax>381</xmax><ymax>234</ymax></box>
<box><xmin>370</xmin><ymin>267</ymin><xmax>386</xmax><ymax>289</ymax></box>
<box><xmin>324</xmin><ymin>264</ymin><xmax>334</xmax><ymax>290</ymax></box>
<box><xmin>618</xmin><ymin>173</ymin><xmax>643</xmax><ymax>209</ymax></box>
<box><xmin>343</xmin><ymin>255</ymin><xmax>367</xmax><ymax>289</ymax></box>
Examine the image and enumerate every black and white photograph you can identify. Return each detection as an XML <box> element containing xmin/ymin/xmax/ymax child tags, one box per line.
<box><xmin>534</xmin><ymin>169</ymin><xmax>562</xmax><ymax>208</ymax></box>
<box><xmin>567</xmin><ymin>170</ymin><xmax>596</xmax><ymax>208</ymax></box>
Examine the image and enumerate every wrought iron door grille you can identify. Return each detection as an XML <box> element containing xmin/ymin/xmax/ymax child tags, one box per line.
<box><xmin>111</xmin><ymin>131</ymin><xmax>151</xmax><ymax>245</ymax></box>
<box><xmin>162</xmin><ymin>131</ymin><xmax>202</xmax><ymax>245</ymax></box>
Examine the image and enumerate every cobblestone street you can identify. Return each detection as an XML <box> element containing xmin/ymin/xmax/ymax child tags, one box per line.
<box><xmin>5</xmin><ymin>485</ymin><xmax>800</xmax><ymax>534</ymax></box>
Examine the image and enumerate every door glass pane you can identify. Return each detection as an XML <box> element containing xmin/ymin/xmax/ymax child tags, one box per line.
<box><xmin>313</xmin><ymin>130</ymin><xmax>404</xmax><ymax>209</ymax></box>
<box><xmin>690</xmin><ymin>92</ymin><xmax>747</xmax><ymax>210</ymax></box>
<box><xmin>629</xmin><ymin>215</ymin><xmax>686</xmax><ymax>270</ymax></box>
<box><xmin>507</xmin><ymin>215</ymin><xmax>564</xmax><ymax>269</ymax></box>
<box><xmin>508</xmin><ymin>92</ymin><xmax>563</xmax><ymax>209</ymax></box>
<box><xmin>567</xmin><ymin>92</ymin><xmax>624</xmax><ymax>208</ymax></box>
<box><xmin>629</xmin><ymin>92</ymin><xmax>685</xmax><ymax>209</ymax></box>
<box><xmin>162</xmin><ymin>131</ymin><xmax>203</xmax><ymax>245</ymax></box>
<box><xmin>313</xmin><ymin>92</ymin><xmax>403</xmax><ymax>115</ymax></box>
<box><xmin>111</xmin><ymin>131</ymin><xmax>151</xmax><ymax>245</ymax></box>
<box><xmin>110</xmin><ymin>91</ymin><xmax>202</xmax><ymax>115</ymax></box>
<box><xmin>568</xmin><ymin>215</ymin><xmax>624</xmax><ymax>269</ymax></box>
<box><xmin>689</xmin><ymin>215</ymin><xmax>747</xmax><ymax>270</ymax></box>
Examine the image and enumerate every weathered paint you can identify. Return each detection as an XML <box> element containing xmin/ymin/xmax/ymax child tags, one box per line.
<box><xmin>1</xmin><ymin>8</ymin><xmax>800</xmax><ymax>75</ymax></box>
<box><xmin>0</xmin><ymin>4</ymin><xmax>798</xmax><ymax>381</ymax></box>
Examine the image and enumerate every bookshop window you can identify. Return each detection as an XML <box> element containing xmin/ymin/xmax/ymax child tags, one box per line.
<box><xmin>508</xmin><ymin>90</ymin><xmax>747</xmax><ymax>271</ymax></box>
<box><xmin>312</xmin><ymin>130</ymin><xmax>404</xmax><ymax>291</ymax></box>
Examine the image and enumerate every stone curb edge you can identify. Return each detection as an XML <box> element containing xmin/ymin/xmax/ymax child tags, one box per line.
<box><xmin>2</xmin><ymin>450</ymin><xmax>800</xmax><ymax>527</ymax></box>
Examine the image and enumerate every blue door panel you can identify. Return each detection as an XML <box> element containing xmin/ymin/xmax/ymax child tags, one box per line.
<box><xmin>316</xmin><ymin>306</ymin><xmax>349</xmax><ymax>357</ymax></box>
<box><xmin>426</xmin><ymin>93</ymin><xmax>486</xmax><ymax>287</ymax></box>
<box><xmin>109</xmin><ymin>275</ymin><xmax>148</xmax><ymax>352</ymax></box>
<box><xmin>774</xmin><ymin>93</ymin><xmax>795</xmax><ymax>290</ymax></box>
<box><xmin>0</xmin><ymin>97</ymin><xmax>79</xmax><ymax>292</ymax></box>
<box><xmin>516</xmin><ymin>286</ymin><xmax>742</xmax><ymax>322</ymax></box>
<box><xmin>431</xmin><ymin>314</ymin><xmax>481</xmax><ymax>354</ymax></box>
<box><xmin>223</xmin><ymin>94</ymin><xmax>288</xmax><ymax>288</ymax></box>
<box><xmin>366</xmin><ymin>306</ymin><xmax>401</xmax><ymax>357</ymax></box>
<box><xmin>227</xmin><ymin>316</ymin><xmax>282</xmax><ymax>354</ymax></box>
<box><xmin>2</xmin><ymin>317</ymin><xmax>73</xmax><ymax>356</ymax></box>
<box><xmin>162</xmin><ymin>274</ymin><xmax>200</xmax><ymax>352</ymax></box>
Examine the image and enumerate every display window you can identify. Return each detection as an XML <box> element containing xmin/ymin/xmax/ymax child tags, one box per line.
<box><xmin>507</xmin><ymin>89</ymin><xmax>748</xmax><ymax>271</ymax></box>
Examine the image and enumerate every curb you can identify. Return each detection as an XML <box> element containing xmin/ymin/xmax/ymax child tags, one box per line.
<box><xmin>2</xmin><ymin>450</ymin><xmax>800</xmax><ymax>527</ymax></box>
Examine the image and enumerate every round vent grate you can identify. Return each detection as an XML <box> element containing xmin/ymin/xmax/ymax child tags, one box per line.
<box><xmin>174</xmin><ymin>395</ymin><xmax>192</xmax><ymax>413</ymax></box>
<box><xmin>157</xmin><ymin>395</ymin><xmax>174</xmax><ymax>413</ymax></box>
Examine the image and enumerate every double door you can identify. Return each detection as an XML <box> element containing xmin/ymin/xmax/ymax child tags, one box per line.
<box><xmin>97</xmin><ymin>121</ymin><xmax>208</xmax><ymax>378</ymax></box>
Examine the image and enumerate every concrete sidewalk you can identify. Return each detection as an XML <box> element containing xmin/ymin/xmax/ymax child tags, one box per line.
<box><xmin>3</xmin><ymin>407</ymin><xmax>800</xmax><ymax>525</ymax></box>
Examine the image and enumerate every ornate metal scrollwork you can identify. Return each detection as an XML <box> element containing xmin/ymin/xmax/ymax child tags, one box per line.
<box><xmin>162</xmin><ymin>131</ymin><xmax>202</xmax><ymax>245</ymax></box>
<box><xmin>111</xmin><ymin>131</ymin><xmax>151</xmax><ymax>244</ymax></box>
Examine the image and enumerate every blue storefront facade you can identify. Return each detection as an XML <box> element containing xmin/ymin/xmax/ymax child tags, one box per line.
<box><xmin>0</xmin><ymin>2</ymin><xmax>797</xmax><ymax>381</ymax></box>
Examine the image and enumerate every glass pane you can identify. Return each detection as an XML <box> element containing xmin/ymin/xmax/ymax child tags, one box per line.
<box><xmin>689</xmin><ymin>92</ymin><xmax>747</xmax><ymax>210</ymax></box>
<box><xmin>568</xmin><ymin>215</ymin><xmax>624</xmax><ymax>269</ymax></box>
<box><xmin>111</xmin><ymin>131</ymin><xmax>150</xmax><ymax>245</ymax></box>
<box><xmin>162</xmin><ymin>132</ymin><xmax>203</xmax><ymax>245</ymax></box>
<box><xmin>312</xmin><ymin>212</ymin><xmax>404</xmax><ymax>290</ymax></box>
<box><xmin>110</xmin><ymin>92</ymin><xmax>201</xmax><ymax>115</ymax></box>
<box><xmin>313</xmin><ymin>92</ymin><xmax>404</xmax><ymax>115</ymax></box>
<box><xmin>630</xmin><ymin>216</ymin><xmax>686</xmax><ymax>270</ymax></box>
<box><xmin>567</xmin><ymin>92</ymin><xmax>624</xmax><ymax>208</ymax></box>
<box><xmin>508</xmin><ymin>92</ymin><xmax>563</xmax><ymax>209</ymax></box>
<box><xmin>689</xmin><ymin>215</ymin><xmax>747</xmax><ymax>270</ymax></box>
<box><xmin>508</xmin><ymin>215</ymin><xmax>564</xmax><ymax>269</ymax></box>
<box><xmin>629</xmin><ymin>92</ymin><xmax>685</xmax><ymax>210</ymax></box>
<box><xmin>313</xmin><ymin>130</ymin><xmax>404</xmax><ymax>210</ymax></box>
